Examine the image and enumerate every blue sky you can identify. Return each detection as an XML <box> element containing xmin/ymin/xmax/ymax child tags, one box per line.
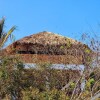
<box><xmin>0</xmin><ymin>0</ymin><xmax>100</xmax><ymax>44</ymax></box>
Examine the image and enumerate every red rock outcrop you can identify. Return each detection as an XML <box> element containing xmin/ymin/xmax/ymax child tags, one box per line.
<box><xmin>4</xmin><ymin>31</ymin><xmax>92</xmax><ymax>64</ymax></box>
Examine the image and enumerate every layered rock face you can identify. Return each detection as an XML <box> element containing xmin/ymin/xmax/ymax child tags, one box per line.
<box><xmin>4</xmin><ymin>31</ymin><xmax>92</xmax><ymax>64</ymax></box>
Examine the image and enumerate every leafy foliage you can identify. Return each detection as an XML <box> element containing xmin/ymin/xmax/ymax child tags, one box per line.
<box><xmin>0</xmin><ymin>17</ymin><xmax>16</xmax><ymax>47</ymax></box>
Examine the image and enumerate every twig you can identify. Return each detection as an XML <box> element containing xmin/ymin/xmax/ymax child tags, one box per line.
<box><xmin>70</xmin><ymin>77</ymin><xmax>81</xmax><ymax>100</ymax></box>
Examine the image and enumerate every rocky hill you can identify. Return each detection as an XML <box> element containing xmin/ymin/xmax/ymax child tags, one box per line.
<box><xmin>4</xmin><ymin>31</ymin><xmax>92</xmax><ymax>64</ymax></box>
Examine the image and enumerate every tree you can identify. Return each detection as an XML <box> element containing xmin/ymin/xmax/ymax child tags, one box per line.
<box><xmin>0</xmin><ymin>17</ymin><xmax>16</xmax><ymax>48</ymax></box>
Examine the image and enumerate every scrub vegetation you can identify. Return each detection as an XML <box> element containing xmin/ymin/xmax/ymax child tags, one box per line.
<box><xmin>0</xmin><ymin>18</ymin><xmax>100</xmax><ymax>100</ymax></box>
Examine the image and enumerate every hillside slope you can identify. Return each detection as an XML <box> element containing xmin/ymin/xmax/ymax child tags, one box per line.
<box><xmin>4</xmin><ymin>31</ymin><xmax>92</xmax><ymax>64</ymax></box>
